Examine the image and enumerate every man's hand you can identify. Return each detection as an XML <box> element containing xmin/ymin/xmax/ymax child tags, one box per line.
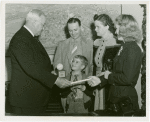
<box><xmin>51</xmin><ymin>70</ymin><xmax>57</xmax><ymax>75</ymax></box>
<box><xmin>87</xmin><ymin>76</ymin><xmax>101</xmax><ymax>87</ymax></box>
<box><xmin>55</xmin><ymin>77</ymin><xmax>71</xmax><ymax>88</ymax></box>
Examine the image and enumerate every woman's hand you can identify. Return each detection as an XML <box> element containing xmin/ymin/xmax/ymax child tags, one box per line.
<box><xmin>87</xmin><ymin>76</ymin><xmax>101</xmax><ymax>87</ymax></box>
<box><xmin>104</xmin><ymin>71</ymin><xmax>111</xmax><ymax>79</ymax></box>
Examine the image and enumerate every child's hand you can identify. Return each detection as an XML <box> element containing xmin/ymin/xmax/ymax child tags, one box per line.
<box><xmin>71</xmin><ymin>85</ymin><xmax>80</xmax><ymax>90</ymax></box>
<box><xmin>80</xmin><ymin>85</ymin><xmax>86</xmax><ymax>91</ymax></box>
<box><xmin>71</xmin><ymin>85</ymin><xmax>86</xmax><ymax>91</ymax></box>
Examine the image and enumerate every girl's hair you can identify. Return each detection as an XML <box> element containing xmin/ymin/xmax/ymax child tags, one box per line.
<box><xmin>67</xmin><ymin>17</ymin><xmax>81</xmax><ymax>26</ymax></box>
<box><xmin>94</xmin><ymin>14</ymin><xmax>116</xmax><ymax>36</ymax></box>
<box><xmin>115</xmin><ymin>14</ymin><xmax>142</xmax><ymax>43</ymax></box>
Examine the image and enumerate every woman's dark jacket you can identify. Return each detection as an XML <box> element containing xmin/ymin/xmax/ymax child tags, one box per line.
<box><xmin>99</xmin><ymin>38</ymin><xmax>143</xmax><ymax>110</ymax></box>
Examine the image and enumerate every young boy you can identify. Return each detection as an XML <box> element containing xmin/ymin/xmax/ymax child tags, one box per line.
<box><xmin>60</xmin><ymin>55</ymin><xmax>93</xmax><ymax>113</ymax></box>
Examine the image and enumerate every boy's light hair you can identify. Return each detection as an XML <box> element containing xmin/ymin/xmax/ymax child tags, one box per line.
<box><xmin>73</xmin><ymin>55</ymin><xmax>88</xmax><ymax>70</ymax></box>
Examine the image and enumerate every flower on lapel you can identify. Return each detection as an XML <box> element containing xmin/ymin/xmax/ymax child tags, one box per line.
<box><xmin>118</xmin><ymin>46</ymin><xmax>123</xmax><ymax>56</ymax></box>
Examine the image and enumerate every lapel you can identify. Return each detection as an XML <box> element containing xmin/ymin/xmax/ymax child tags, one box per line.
<box><xmin>38</xmin><ymin>41</ymin><xmax>50</xmax><ymax>61</ymax></box>
<box><xmin>65</xmin><ymin>38</ymin><xmax>72</xmax><ymax>63</ymax></box>
<box><xmin>81</xmin><ymin>36</ymin><xmax>88</xmax><ymax>57</ymax></box>
<box><xmin>21</xmin><ymin>26</ymin><xmax>50</xmax><ymax>62</ymax></box>
<box><xmin>65</xmin><ymin>36</ymin><xmax>88</xmax><ymax>64</ymax></box>
<box><xmin>21</xmin><ymin>26</ymin><xmax>34</xmax><ymax>40</ymax></box>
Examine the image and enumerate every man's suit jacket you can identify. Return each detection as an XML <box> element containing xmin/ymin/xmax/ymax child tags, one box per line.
<box><xmin>9</xmin><ymin>27</ymin><xmax>57</xmax><ymax>108</ymax></box>
<box><xmin>53</xmin><ymin>36</ymin><xmax>93</xmax><ymax>76</ymax></box>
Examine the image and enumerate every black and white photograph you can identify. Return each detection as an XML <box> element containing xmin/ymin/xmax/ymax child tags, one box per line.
<box><xmin>0</xmin><ymin>0</ymin><xmax>149</xmax><ymax>121</ymax></box>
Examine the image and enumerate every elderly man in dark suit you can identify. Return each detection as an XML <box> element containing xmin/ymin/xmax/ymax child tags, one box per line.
<box><xmin>9</xmin><ymin>9</ymin><xmax>70</xmax><ymax>115</ymax></box>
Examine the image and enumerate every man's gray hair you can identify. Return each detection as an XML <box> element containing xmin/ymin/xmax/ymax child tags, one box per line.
<box><xmin>26</xmin><ymin>9</ymin><xmax>45</xmax><ymax>23</ymax></box>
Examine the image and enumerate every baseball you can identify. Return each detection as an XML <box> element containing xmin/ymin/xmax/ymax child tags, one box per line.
<box><xmin>57</xmin><ymin>63</ymin><xmax>63</xmax><ymax>70</ymax></box>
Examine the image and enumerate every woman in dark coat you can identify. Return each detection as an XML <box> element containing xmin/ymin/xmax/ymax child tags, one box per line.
<box><xmin>88</xmin><ymin>14</ymin><xmax>143</xmax><ymax>111</ymax></box>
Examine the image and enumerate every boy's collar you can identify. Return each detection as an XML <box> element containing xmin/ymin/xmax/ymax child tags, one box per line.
<box><xmin>71</xmin><ymin>71</ymin><xmax>82</xmax><ymax>76</ymax></box>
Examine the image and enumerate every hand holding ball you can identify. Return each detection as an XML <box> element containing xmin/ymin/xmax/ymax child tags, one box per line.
<box><xmin>57</xmin><ymin>64</ymin><xmax>65</xmax><ymax>77</ymax></box>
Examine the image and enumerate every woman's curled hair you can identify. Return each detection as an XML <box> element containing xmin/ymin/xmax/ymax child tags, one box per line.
<box><xmin>115</xmin><ymin>14</ymin><xmax>143</xmax><ymax>44</ymax></box>
<box><xmin>94</xmin><ymin>14</ymin><xmax>116</xmax><ymax>37</ymax></box>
